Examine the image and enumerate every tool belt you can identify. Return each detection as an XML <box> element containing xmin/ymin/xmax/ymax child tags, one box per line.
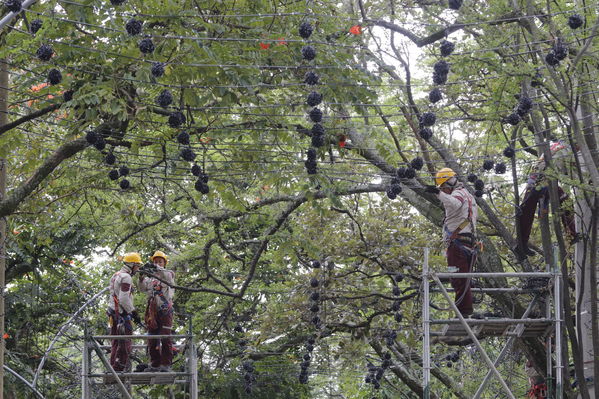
<box><xmin>454</xmin><ymin>232</ymin><xmax>475</xmax><ymax>246</ymax></box>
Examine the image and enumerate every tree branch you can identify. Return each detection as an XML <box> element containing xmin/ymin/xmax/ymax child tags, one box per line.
<box><xmin>0</xmin><ymin>103</ymin><xmax>61</xmax><ymax>137</ymax></box>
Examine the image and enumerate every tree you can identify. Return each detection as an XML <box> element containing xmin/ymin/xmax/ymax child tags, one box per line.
<box><xmin>1</xmin><ymin>0</ymin><xmax>598</xmax><ymax>397</ymax></box>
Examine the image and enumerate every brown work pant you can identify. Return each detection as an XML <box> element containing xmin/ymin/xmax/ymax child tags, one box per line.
<box><xmin>447</xmin><ymin>241</ymin><xmax>474</xmax><ymax>317</ymax></box>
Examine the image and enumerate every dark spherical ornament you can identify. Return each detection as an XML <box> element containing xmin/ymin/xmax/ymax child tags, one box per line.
<box><xmin>306</xmin><ymin>344</ymin><xmax>314</xmax><ymax>352</ymax></box>
<box><xmin>191</xmin><ymin>164</ymin><xmax>202</xmax><ymax>176</ymax></box>
<box><xmin>299</xmin><ymin>21</ymin><xmax>314</xmax><ymax>39</ymax></box>
<box><xmin>125</xmin><ymin>18</ymin><xmax>143</xmax><ymax>35</ymax></box>
<box><xmin>310</xmin><ymin>292</ymin><xmax>320</xmax><ymax>301</ymax></box>
<box><xmin>385</xmin><ymin>337</ymin><xmax>394</xmax><ymax>346</ymax></box>
<box><xmin>505</xmin><ymin>113</ymin><xmax>520</xmax><ymax>126</ymax></box>
<box><xmin>138</xmin><ymin>38</ymin><xmax>155</xmax><ymax>54</ymax></box>
<box><xmin>420</xmin><ymin>112</ymin><xmax>436</xmax><ymax>127</ymax></box>
<box><xmin>365</xmin><ymin>376</ymin><xmax>372</xmax><ymax>383</ymax></box>
<box><xmin>311</xmin><ymin>135</ymin><xmax>325</xmax><ymax>148</ymax></box>
<box><xmin>384</xmin><ymin>352</ymin><xmax>392</xmax><ymax>360</ymax></box>
<box><xmin>474</xmin><ymin>189</ymin><xmax>483</xmax><ymax>197</ymax></box>
<box><xmin>307</xmin><ymin>147</ymin><xmax>317</xmax><ymax>160</ymax></box>
<box><xmin>180</xmin><ymin>147</ymin><xmax>196</xmax><ymax>162</ymax></box>
<box><xmin>311</xmin><ymin>315</ymin><xmax>320</xmax><ymax>325</ymax></box>
<box><xmin>310</xmin><ymin>277</ymin><xmax>319</xmax><ymax>287</ymax></box>
<box><xmin>300</xmin><ymin>361</ymin><xmax>310</xmax><ymax>369</ymax></box>
<box><xmin>105</xmin><ymin>153</ymin><xmax>116</xmax><ymax>165</ymax></box>
<box><xmin>93</xmin><ymin>136</ymin><xmax>106</xmax><ymax>151</ymax></box>
<box><xmin>429</xmin><ymin>88</ymin><xmax>443</xmax><ymax>103</ymax></box>
<box><xmin>311</xmin><ymin>260</ymin><xmax>321</xmax><ymax>269</ymax></box>
<box><xmin>403</xmin><ymin>167</ymin><xmax>416</xmax><ymax>179</ymax></box>
<box><xmin>302</xmin><ymin>45</ymin><xmax>316</xmax><ymax>61</ymax></box>
<box><xmin>382</xmin><ymin>359</ymin><xmax>391</xmax><ymax>369</ymax></box>
<box><xmin>494</xmin><ymin>162</ymin><xmax>507</xmax><ymax>174</ymax></box>
<box><xmin>390</xmin><ymin>330</ymin><xmax>398</xmax><ymax>339</ymax></box>
<box><xmin>195</xmin><ymin>180</ymin><xmax>210</xmax><ymax>194</ymax></box>
<box><xmin>411</xmin><ymin>157</ymin><xmax>424</xmax><ymax>170</ymax></box>
<box><xmin>391</xmin><ymin>184</ymin><xmax>402</xmax><ymax>196</ymax></box>
<box><xmin>518</xmin><ymin>96</ymin><xmax>533</xmax><ymax>112</ymax></box>
<box><xmin>474</xmin><ymin>179</ymin><xmax>484</xmax><ymax>191</ymax></box>
<box><xmin>299</xmin><ymin>374</ymin><xmax>309</xmax><ymax>384</ymax></box>
<box><xmin>503</xmin><ymin>146</ymin><xmax>515</xmax><ymax>158</ymax></box>
<box><xmin>36</xmin><ymin>44</ymin><xmax>54</xmax><ymax>61</ymax></box>
<box><xmin>151</xmin><ymin>62</ymin><xmax>165</xmax><ymax>78</ymax></box>
<box><xmin>244</xmin><ymin>372</ymin><xmax>252</xmax><ymax>382</ymax></box>
<box><xmin>373</xmin><ymin>380</ymin><xmax>381</xmax><ymax>389</ymax></box>
<box><xmin>391</xmin><ymin>177</ymin><xmax>401</xmax><ymax>186</ymax></box>
<box><xmin>451</xmin><ymin>353</ymin><xmax>459</xmax><ymax>362</ymax></box>
<box><xmin>311</xmin><ymin>123</ymin><xmax>325</xmax><ymax>136</ymax></box>
<box><xmin>306</xmin><ymin>91</ymin><xmax>323</xmax><ymax>107</ymax></box>
<box><xmin>306</xmin><ymin>167</ymin><xmax>317</xmax><ymax>175</ymax></box>
<box><xmin>448</xmin><ymin>0</ymin><xmax>462</xmax><ymax>10</ymax></box>
<box><xmin>568</xmin><ymin>14</ymin><xmax>583</xmax><ymax>29</ymax></box>
<box><xmin>244</xmin><ymin>386</ymin><xmax>252</xmax><ymax>394</ymax></box>
<box><xmin>119</xmin><ymin>166</ymin><xmax>130</xmax><ymax>177</ymax></box>
<box><xmin>396</xmin><ymin>167</ymin><xmax>407</xmax><ymax>179</ymax></box>
<box><xmin>156</xmin><ymin>89</ymin><xmax>173</xmax><ymax>108</ymax></box>
<box><xmin>4</xmin><ymin>0</ymin><xmax>21</xmax><ymax>12</ymax></box>
<box><xmin>386</xmin><ymin>188</ymin><xmax>397</xmax><ymax>200</ymax></box>
<box><xmin>63</xmin><ymin>89</ymin><xmax>74</xmax><ymax>102</ymax></box>
<box><xmin>30</xmin><ymin>19</ymin><xmax>42</xmax><ymax>34</ymax></box>
<box><xmin>168</xmin><ymin>111</ymin><xmax>186</xmax><ymax>128</ymax></box>
<box><xmin>47</xmin><ymin>68</ymin><xmax>62</xmax><ymax>85</ymax></box>
<box><xmin>375</xmin><ymin>368</ymin><xmax>384</xmax><ymax>381</ymax></box>
<box><xmin>310</xmin><ymin>304</ymin><xmax>319</xmax><ymax>313</ymax></box>
<box><xmin>309</xmin><ymin>107</ymin><xmax>323</xmax><ymax>123</ymax></box>
<box><xmin>467</xmin><ymin>173</ymin><xmax>478</xmax><ymax>183</ymax></box>
<box><xmin>85</xmin><ymin>130</ymin><xmax>98</xmax><ymax>144</ymax></box>
<box><xmin>110</xmin><ymin>0</ymin><xmax>126</xmax><ymax>5</ymax></box>
<box><xmin>307</xmin><ymin>337</ymin><xmax>316</xmax><ymax>345</ymax></box>
<box><xmin>177</xmin><ymin>131</ymin><xmax>190</xmax><ymax>145</ymax></box>
<box><xmin>391</xmin><ymin>301</ymin><xmax>401</xmax><ymax>311</ymax></box>
<box><xmin>394</xmin><ymin>312</ymin><xmax>403</xmax><ymax>323</ymax></box>
<box><xmin>242</xmin><ymin>361</ymin><xmax>254</xmax><ymax>372</ymax></box>
<box><xmin>238</xmin><ymin>339</ymin><xmax>248</xmax><ymax>347</ymax></box>
<box><xmin>234</xmin><ymin>325</ymin><xmax>243</xmax><ymax>333</ymax></box>
<box><xmin>433</xmin><ymin>60</ymin><xmax>450</xmax><ymax>75</ymax></box>
<box><xmin>440</xmin><ymin>40</ymin><xmax>455</xmax><ymax>57</ymax></box>
<box><xmin>304</xmin><ymin>71</ymin><xmax>319</xmax><ymax>85</ymax></box>
<box><xmin>419</xmin><ymin>127</ymin><xmax>433</xmax><ymax>140</ymax></box>
<box><xmin>432</xmin><ymin>71</ymin><xmax>448</xmax><ymax>85</ymax></box>
<box><xmin>446</xmin><ymin>362</ymin><xmax>453</xmax><ymax>368</ymax></box>
<box><xmin>108</xmin><ymin>169</ymin><xmax>119</xmax><ymax>180</ymax></box>
<box><xmin>393</xmin><ymin>286</ymin><xmax>401</xmax><ymax>296</ymax></box>
<box><xmin>517</xmin><ymin>105</ymin><xmax>530</xmax><ymax>118</ymax></box>
<box><xmin>119</xmin><ymin>179</ymin><xmax>130</xmax><ymax>189</ymax></box>
<box><xmin>554</xmin><ymin>44</ymin><xmax>568</xmax><ymax>61</ymax></box>
<box><xmin>395</xmin><ymin>273</ymin><xmax>404</xmax><ymax>282</ymax></box>
<box><xmin>545</xmin><ymin>51</ymin><xmax>560</xmax><ymax>66</ymax></box>
<box><xmin>482</xmin><ymin>159</ymin><xmax>494</xmax><ymax>171</ymax></box>
<box><xmin>305</xmin><ymin>159</ymin><xmax>317</xmax><ymax>170</ymax></box>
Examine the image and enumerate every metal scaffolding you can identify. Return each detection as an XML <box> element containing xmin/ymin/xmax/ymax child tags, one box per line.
<box><xmin>422</xmin><ymin>247</ymin><xmax>563</xmax><ymax>398</ymax></box>
<box><xmin>81</xmin><ymin>328</ymin><xmax>198</xmax><ymax>399</ymax></box>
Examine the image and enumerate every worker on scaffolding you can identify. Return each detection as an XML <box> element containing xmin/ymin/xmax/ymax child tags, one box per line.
<box><xmin>107</xmin><ymin>252</ymin><xmax>143</xmax><ymax>372</ymax></box>
<box><xmin>516</xmin><ymin>139</ymin><xmax>576</xmax><ymax>257</ymax></box>
<box><xmin>426</xmin><ymin>168</ymin><xmax>478</xmax><ymax>317</ymax></box>
<box><xmin>139</xmin><ymin>250</ymin><xmax>176</xmax><ymax>372</ymax></box>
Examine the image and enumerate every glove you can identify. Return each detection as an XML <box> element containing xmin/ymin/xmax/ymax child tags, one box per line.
<box><xmin>141</xmin><ymin>262</ymin><xmax>157</xmax><ymax>273</ymax></box>
<box><xmin>131</xmin><ymin>310</ymin><xmax>142</xmax><ymax>325</ymax></box>
<box><xmin>424</xmin><ymin>185</ymin><xmax>440</xmax><ymax>194</ymax></box>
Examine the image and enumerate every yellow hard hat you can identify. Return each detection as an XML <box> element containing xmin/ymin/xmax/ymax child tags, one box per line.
<box><xmin>435</xmin><ymin>168</ymin><xmax>457</xmax><ymax>187</ymax></box>
<box><xmin>150</xmin><ymin>250</ymin><xmax>168</xmax><ymax>264</ymax></box>
<box><xmin>122</xmin><ymin>252</ymin><xmax>142</xmax><ymax>264</ymax></box>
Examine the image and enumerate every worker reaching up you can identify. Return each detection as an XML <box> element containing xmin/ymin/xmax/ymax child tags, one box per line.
<box><xmin>426</xmin><ymin>168</ymin><xmax>478</xmax><ymax>317</ymax></box>
<box><xmin>108</xmin><ymin>252</ymin><xmax>143</xmax><ymax>372</ymax></box>
<box><xmin>139</xmin><ymin>250</ymin><xmax>176</xmax><ymax>372</ymax></box>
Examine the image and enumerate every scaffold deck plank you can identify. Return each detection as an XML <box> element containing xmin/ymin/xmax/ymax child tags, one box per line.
<box><xmin>439</xmin><ymin>320</ymin><xmax>554</xmax><ymax>338</ymax></box>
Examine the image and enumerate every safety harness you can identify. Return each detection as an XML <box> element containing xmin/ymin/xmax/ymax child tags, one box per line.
<box><xmin>145</xmin><ymin>278</ymin><xmax>173</xmax><ymax>331</ymax></box>
<box><xmin>527</xmin><ymin>383</ymin><xmax>547</xmax><ymax>398</ymax></box>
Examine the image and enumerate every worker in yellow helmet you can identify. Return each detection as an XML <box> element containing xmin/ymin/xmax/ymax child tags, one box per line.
<box><xmin>425</xmin><ymin>168</ymin><xmax>478</xmax><ymax>317</ymax></box>
<box><xmin>108</xmin><ymin>252</ymin><xmax>142</xmax><ymax>372</ymax></box>
<box><xmin>139</xmin><ymin>250</ymin><xmax>176</xmax><ymax>372</ymax></box>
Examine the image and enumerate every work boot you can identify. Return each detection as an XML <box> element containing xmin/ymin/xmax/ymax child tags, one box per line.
<box><xmin>515</xmin><ymin>244</ymin><xmax>536</xmax><ymax>257</ymax></box>
<box><xmin>158</xmin><ymin>365</ymin><xmax>172</xmax><ymax>372</ymax></box>
<box><xmin>144</xmin><ymin>366</ymin><xmax>160</xmax><ymax>372</ymax></box>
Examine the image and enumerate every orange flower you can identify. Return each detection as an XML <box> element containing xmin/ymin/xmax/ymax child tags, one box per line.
<box><xmin>338</xmin><ymin>135</ymin><xmax>347</xmax><ymax>148</ymax></box>
<box><xmin>2</xmin><ymin>333</ymin><xmax>9</xmax><ymax>340</ymax></box>
<box><xmin>259</xmin><ymin>42</ymin><xmax>270</xmax><ymax>50</ymax></box>
<box><xmin>349</xmin><ymin>25</ymin><xmax>362</xmax><ymax>35</ymax></box>
<box><xmin>276</xmin><ymin>37</ymin><xmax>287</xmax><ymax>46</ymax></box>
<box><xmin>30</xmin><ymin>82</ymin><xmax>49</xmax><ymax>92</ymax></box>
